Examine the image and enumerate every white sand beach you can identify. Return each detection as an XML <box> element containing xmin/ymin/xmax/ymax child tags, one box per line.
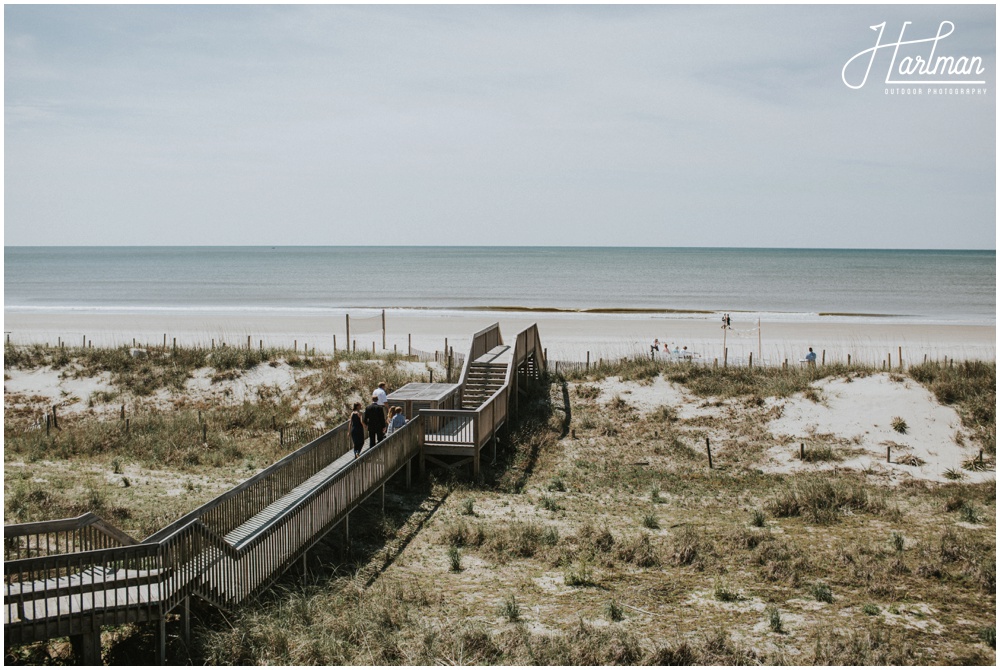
<box><xmin>4</xmin><ymin>309</ymin><xmax>995</xmax><ymax>366</ymax></box>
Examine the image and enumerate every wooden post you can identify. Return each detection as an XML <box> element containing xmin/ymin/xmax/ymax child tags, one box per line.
<box><xmin>294</xmin><ymin>339</ymin><xmax>297</xmax><ymax>352</ymax></box>
<box><xmin>749</xmin><ymin>352</ymin><xmax>753</xmax><ymax>368</ymax></box>
<box><xmin>888</xmin><ymin>353</ymin><xmax>892</xmax><ymax>369</ymax></box>
<box><xmin>898</xmin><ymin>346</ymin><xmax>902</xmax><ymax>369</ymax></box>
<box><xmin>83</xmin><ymin>335</ymin><xmax>86</xmax><ymax>349</ymax></box>
<box><xmin>543</xmin><ymin>348</ymin><xmax>548</xmax><ymax>373</ymax></box>
<box><xmin>247</xmin><ymin>335</ymin><xmax>251</xmax><ymax>350</ymax></box>
<box><xmin>372</xmin><ymin>341</ymin><xmax>376</xmax><ymax>355</ymax></box>
<box><xmin>353</xmin><ymin>339</ymin><xmax>356</xmax><ymax>352</ymax></box>
<box><xmin>333</xmin><ymin>334</ymin><xmax>337</xmax><ymax>353</ymax></box>
<box><xmin>418</xmin><ymin>417</ymin><xmax>426</xmax><ymax>479</ymax></box>
<box><xmin>847</xmin><ymin>353</ymin><xmax>851</xmax><ymax>367</ymax></box>
<box><xmin>212</xmin><ymin>339</ymin><xmax>215</xmax><ymax>349</ymax></box>
<box><xmin>126</xmin><ymin>418</ymin><xmax>130</xmax><ymax>433</ymax></box>
<box><xmin>429</xmin><ymin>370</ymin><xmax>434</xmax><ymax>383</ymax></box>
<box><xmin>821</xmin><ymin>350</ymin><xmax>826</xmax><ymax>366</ymax></box>
<box><xmin>757</xmin><ymin>318</ymin><xmax>762</xmax><ymax>361</ymax></box>
<box><xmin>52</xmin><ymin>406</ymin><xmax>58</xmax><ymax>429</ymax></box>
<box><xmin>886</xmin><ymin>445</ymin><xmax>891</xmax><ymax>463</ymax></box>
<box><xmin>408</xmin><ymin>333</ymin><xmax>412</xmax><ymax>356</ymax></box>
<box><xmin>163</xmin><ymin>333</ymin><xmax>167</xmax><ymax>349</ymax></box>
<box><xmin>706</xmin><ymin>437</ymin><xmax>713</xmax><ymax>469</ymax></box>
<box><xmin>382</xmin><ymin>309</ymin><xmax>386</xmax><ymax>350</ymax></box>
<box><xmin>586</xmin><ymin>351</ymin><xmax>590</xmax><ymax>372</ymax></box>
<box><xmin>46</xmin><ymin>413</ymin><xmax>50</xmax><ymax>436</ymax></box>
<box><xmin>280</xmin><ymin>426</ymin><xmax>284</xmax><ymax>446</ymax></box>
<box><xmin>260</xmin><ymin>340</ymin><xmax>263</xmax><ymax>351</ymax></box>
<box><xmin>723</xmin><ymin>347</ymin><xmax>728</xmax><ymax>367</ymax></box>
<box><xmin>121</xmin><ymin>404</ymin><xmax>126</xmax><ymax>420</ymax></box>
<box><xmin>800</xmin><ymin>443</ymin><xmax>805</xmax><ymax>459</ymax></box>
<box><xmin>88</xmin><ymin>340</ymin><xmax>92</xmax><ymax>349</ymax></box>
<box><xmin>346</xmin><ymin>314</ymin><xmax>350</xmax><ymax>349</ymax></box>
<box><xmin>202</xmin><ymin>424</ymin><xmax>207</xmax><ymax>443</ymax></box>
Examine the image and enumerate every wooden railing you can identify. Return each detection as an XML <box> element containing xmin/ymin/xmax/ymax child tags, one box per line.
<box><xmin>4</xmin><ymin>324</ymin><xmax>544</xmax><ymax>659</ymax></box>
<box><xmin>4</xmin><ymin>513</ymin><xmax>139</xmax><ymax>562</ymax></box>
<box><xmin>458</xmin><ymin>323</ymin><xmax>503</xmax><ymax>403</ymax></box>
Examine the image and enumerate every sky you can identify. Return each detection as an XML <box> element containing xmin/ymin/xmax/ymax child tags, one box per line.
<box><xmin>3</xmin><ymin>4</ymin><xmax>996</xmax><ymax>249</ymax></box>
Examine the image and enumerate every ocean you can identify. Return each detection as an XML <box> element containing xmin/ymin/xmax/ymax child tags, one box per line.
<box><xmin>3</xmin><ymin>247</ymin><xmax>996</xmax><ymax>326</ymax></box>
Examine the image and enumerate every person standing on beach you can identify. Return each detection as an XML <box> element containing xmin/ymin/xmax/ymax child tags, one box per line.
<box><xmin>350</xmin><ymin>402</ymin><xmax>365</xmax><ymax>458</ymax></box>
<box><xmin>363</xmin><ymin>394</ymin><xmax>387</xmax><ymax>448</ymax></box>
<box><xmin>805</xmin><ymin>348</ymin><xmax>817</xmax><ymax>365</ymax></box>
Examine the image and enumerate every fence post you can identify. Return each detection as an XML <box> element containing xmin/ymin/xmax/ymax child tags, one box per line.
<box><xmin>586</xmin><ymin>351</ymin><xmax>590</xmax><ymax>372</ymax></box>
<box><xmin>408</xmin><ymin>333</ymin><xmax>412</xmax><ymax>356</ymax></box>
<box><xmin>346</xmin><ymin>314</ymin><xmax>350</xmax><ymax>349</ymax></box>
<box><xmin>52</xmin><ymin>406</ymin><xmax>58</xmax><ymax>429</ymax></box>
<box><xmin>706</xmin><ymin>437</ymin><xmax>713</xmax><ymax>469</ymax></box>
<box><xmin>382</xmin><ymin>309</ymin><xmax>386</xmax><ymax>350</ymax></box>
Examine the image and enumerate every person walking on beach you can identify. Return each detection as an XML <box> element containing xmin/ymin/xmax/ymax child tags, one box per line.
<box><xmin>350</xmin><ymin>402</ymin><xmax>365</xmax><ymax>458</ymax></box>
<box><xmin>386</xmin><ymin>406</ymin><xmax>406</xmax><ymax>437</ymax></box>
<box><xmin>363</xmin><ymin>394</ymin><xmax>387</xmax><ymax>449</ymax></box>
<box><xmin>651</xmin><ymin>338</ymin><xmax>660</xmax><ymax>357</ymax></box>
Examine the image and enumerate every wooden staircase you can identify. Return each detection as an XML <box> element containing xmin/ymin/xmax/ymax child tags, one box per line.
<box><xmin>462</xmin><ymin>359</ymin><xmax>508</xmax><ymax>409</ymax></box>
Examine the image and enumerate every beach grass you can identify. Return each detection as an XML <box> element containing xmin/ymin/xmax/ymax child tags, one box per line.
<box><xmin>4</xmin><ymin>348</ymin><xmax>995</xmax><ymax>665</ymax></box>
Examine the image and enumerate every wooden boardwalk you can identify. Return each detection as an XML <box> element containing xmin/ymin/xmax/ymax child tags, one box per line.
<box><xmin>3</xmin><ymin>323</ymin><xmax>545</xmax><ymax>664</ymax></box>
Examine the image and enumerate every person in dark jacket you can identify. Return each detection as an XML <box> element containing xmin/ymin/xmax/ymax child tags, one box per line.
<box><xmin>363</xmin><ymin>394</ymin><xmax>387</xmax><ymax>449</ymax></box>
<box><xmin>350</xmin><ymin>402</ymin><xmax>365</xmax><ymax>458</ymax></box>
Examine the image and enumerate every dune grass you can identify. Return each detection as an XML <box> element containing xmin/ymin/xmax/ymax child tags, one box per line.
<box><xmin>5</xmin><ymin>354</ymin><xmax>995</xmax><ymax>665</ymax></box>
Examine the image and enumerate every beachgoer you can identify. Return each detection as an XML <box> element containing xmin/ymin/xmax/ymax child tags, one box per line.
<box><xmin>350</xmin><ymin>402</ymin><xmax>365</xmax><ymax>457</ymax></box>
<box><xmin>721</xmin><ymin>314</ymin><xmax>727</xmax><ymax>329</ymax></box>
<box><xmin>651</xmin><ymin>338</ymin><xmax>660</xmax><ymax>353</ymax></box>
<box><xmin>386</xmin><ymin>406</ymin><xmax>406</xmax><ymax>436</ymax></box>
<box><xmin>373</xmin><ymin>381</ymin><xmax>388</xmax><ymax>416</ymax></box>
<box><xmin>726</xmin><ymin>314</ymin><xmax>731</xmax><ymax>329</ymax></box>
<box><xmin>805</xmin><ymin>347</ymin><xmax>817</xmax><ymax>365</ymax></box>
<box><xmin>363</xmin><ymin>394</ymin><xmax>387</xmax><ymax>448</ymax></box>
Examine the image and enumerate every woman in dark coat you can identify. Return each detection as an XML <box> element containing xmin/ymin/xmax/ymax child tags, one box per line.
<box><xmin>350</xmin><ymin>402</ymin><xmax>365</xmax><ymax>457</ymax></box>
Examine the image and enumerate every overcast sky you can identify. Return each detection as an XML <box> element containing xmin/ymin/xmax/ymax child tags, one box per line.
<box><xmin>4</xmin><ymin>4</ymin><xmax>996</xmax><ymax>248</ymax></box>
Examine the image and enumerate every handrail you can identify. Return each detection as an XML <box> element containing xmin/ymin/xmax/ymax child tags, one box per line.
<box><xmin>5</xmin><ymin>325</ymin><xmax>543</xmax><ymax>658</ymax></box>
<box><xmin>145</xmin><ymin>422</ymin><xmax>351</xmax><ymax>543</ymax></box>
<box><xmin>4</xmin><ymin>513</ymin><xmax>140</xmax><ymax>561</ymax></box>
<box><xmin>458</xmin><ymin>323</ymin><xmax>502</xmax><ymax>404</ymax></box>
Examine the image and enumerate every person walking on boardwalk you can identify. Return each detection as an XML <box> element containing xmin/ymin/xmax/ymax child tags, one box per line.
<box><xmin>373</xmin><ymin>381</ymin><xmax>389</xmax><ymax>421</ymax></box>
<box><xmin>386</xmin><ymin>406</ymin><xmax>406</xmax><ymax>436</ymax></box>
<box><xmin>364</xmin><ymin>393</ymin><xmax>387</xmax><ymax>449</ymax></box>
<box><xmin>350</xmin><ymin>402</ymin><xmax>365</xmax><ymax>458</ymax></box>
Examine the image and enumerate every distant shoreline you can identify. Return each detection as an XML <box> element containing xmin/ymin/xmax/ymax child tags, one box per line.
<box><xmin>5</xmin><ymin>308</ymin><xmax>995</xmax><ymax>366</ymax></box>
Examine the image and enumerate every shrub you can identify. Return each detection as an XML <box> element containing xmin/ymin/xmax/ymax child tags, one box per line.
<box><xmin>861</xmin><ymin>603</ymin><xmax>881</xmax><ymax>616</ymax></box>
<box><xmin>713</xmin><ymin>581</ymin><xmax>743</xmax><ymax>602</ymax></box>
<box><xmin>448</xmin><ymin>546</ymin><xmax>462</xmax><ymax>573</ymax></box>
<box><xmin>767</xmin><ymin>607</ymin><xmax>784</xmax><ymax>633</ymax></box>
<box><xmin>769</xmin><ymin>477</ymin><xmax>886</xmax><ymax>524</ymax></box>
<box><xmin>500</xmin><ymin>594</ymin><xmax>521</xmax><ymax>622</ymax></box>
<box><xmin>642</xmin><ymin>513</ymin><xmax>659</xmax><ymax>529</ymax></box>
<box><xmin>751</xmin><ymin>509</ymin><xmax>766</xmax><ymax>527</ymax></box>
<box><xmin>811</xmin><ymin>582</ymin><xmax>834</xmax><ymax>603</ymax></box>
<box><xmin>616</xmin><ymin>533</ymin><xmax>661</xmax><ymax>568</ymax></box>
<box><xmin>890</xmin><ymin>531</ymin><xmax>905</xmax><ymax>553</ymax></box>
<box><xmin>460</xmin><ymin>498</ymin><xmax>476</xmax><ymax>516</ymax></box>
<box><xmin>606</xmin><ymin>599</ymin><xmax>625</xmax><ymax>622</ymax></box>
<box><xmin>564</xmin><ymin>559</ymin><xmax>596</xmax><ymax>587</ymax></box>
<box><xmin>891</xmin><ymin>417</ymin><xmax>908</xmax><ymax>434</ymax></box>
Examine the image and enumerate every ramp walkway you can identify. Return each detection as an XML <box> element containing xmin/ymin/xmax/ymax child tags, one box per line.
<box><xmin>3</xmin><ymin>324</ymin><xmax>544</xmax><ymax>664</ymax></box>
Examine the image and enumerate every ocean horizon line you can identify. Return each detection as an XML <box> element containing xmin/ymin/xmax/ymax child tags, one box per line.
<box><xmin>4</xmin><ymin>244</ymin><xmax>997</xmax><ymax>253</ymax></box>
